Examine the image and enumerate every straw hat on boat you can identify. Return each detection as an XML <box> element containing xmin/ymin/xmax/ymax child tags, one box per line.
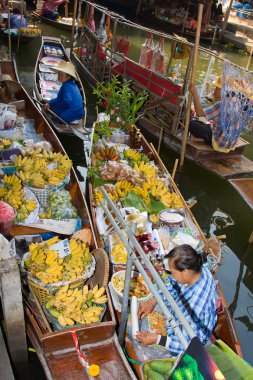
<box><xmin>51</xmin><ymin>61</ymin><xmax>77</xmax><ymax>79</ymax></box>
<box><xmin>171</xmin><ymin>34</ymin><xmax>191</xmax><ymax>60</ymax></box>
<box><xmin>212</xmin><ymin>76</ymin><xmax>222</xmax><ymax>89</ymax></box>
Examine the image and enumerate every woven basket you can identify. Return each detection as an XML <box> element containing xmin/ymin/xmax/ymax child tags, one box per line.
<box><xmin>27</xmin><ymin>174</ymin><xmax>70</xmax><ymax>207</ymax></box>
<box><xmin>28</xmin><ymin>277</ymin><xmax>86</xmax><ymax>306</ymax></box>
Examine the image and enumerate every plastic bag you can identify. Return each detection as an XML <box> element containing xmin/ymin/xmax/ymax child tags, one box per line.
<box><xmin>150</xmin><ymin>37</ymin><xmax>166</xmax><ymax>76</ymax></box>
<box><xmin>139</xmin><ymin>34</ymin><xmax>154</xmax><ymax>69</ymax></box>
<box><xmin>41</xmin><ymin>190</ymin><xmax>78</xmax><ymax>220</ymax></box>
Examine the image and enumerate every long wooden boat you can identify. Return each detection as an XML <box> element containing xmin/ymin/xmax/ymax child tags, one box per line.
<box><xmin>0</xmin><ymin>76</ymin><xmax>136</xmax><ymax>380</ymax></box>
<box><xmin>0</xmin><ymin>27</ymin><xmax>41</xmax><ymax>44</ymax></box>
<box><xmin>72</xmin><ymin>1</ymin><xmax>253</xmax><ymax>179</ymax></box>
<box><xmin>229</xmin><ymin>178</ymin><xmax>253</xmax><ymax>210</ymax></box>
<box><xmin>33</xmin><ymin>36</ymin><xmax>87</xmax><ymax>137</ymax></box>
<box><xmin>33</xmin><ymin>10</ymin><xmax>83</xmax><ymax>31</ymax></box>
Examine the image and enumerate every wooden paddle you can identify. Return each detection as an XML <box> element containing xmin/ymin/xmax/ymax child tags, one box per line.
<box><xmin>32</xmin><ymin>97</ymin><xmax>91</xmax><ymax>141</ymax></box>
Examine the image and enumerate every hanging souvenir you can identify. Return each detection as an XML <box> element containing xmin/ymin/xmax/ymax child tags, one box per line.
<box><xmin>116</xmin><ymin>37</ymin><xmax>131</xmax><ymax>57</ymax></box>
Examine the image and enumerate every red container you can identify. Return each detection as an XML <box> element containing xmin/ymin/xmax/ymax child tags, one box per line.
<box><xmin>0</xmin><ymin>210</ymin><xmax>16</xmax><ymax>236</ymax></box>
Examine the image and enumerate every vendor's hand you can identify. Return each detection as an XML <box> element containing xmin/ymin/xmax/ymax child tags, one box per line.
<box><xmin>137</xmin><ymin>297</ymin><xmax>157</xmax><ymax>320</ymax></box>
<box><xmin>136</xmin><ymin>331</ymin><xmax>159</xmax><ymax>345</ymax></box>
<box><xmin>43</xmin><ymin>103</ymin><xmax>50</xmax><ymax>111</ymax></box>
<box><xmin>189</xmin><ymin>83</ymin><xmax>198</xmax><ymax>97</ymax></box>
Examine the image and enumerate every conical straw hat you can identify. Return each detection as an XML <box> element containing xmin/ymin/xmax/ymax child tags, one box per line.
<box><xmin>51</xmin><ymin>61</ymin><xmax>77</xmax><ymax>79</ymax></box>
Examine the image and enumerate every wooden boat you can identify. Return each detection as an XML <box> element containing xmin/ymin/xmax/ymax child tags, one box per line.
<box><xmin>229</xmin><ymin>178</ymin><xmax>253</xmax><ymax>210</ymax></box>
<box><xmin>87</xmin><ymin>122</ymin><xmax>243</xmax><ymax>366</ymax></box>
<box><xmin>72</xmin><ymin>1</ymin><xmax>253</xmax><ymax>179</ymax></box>
<box><xmin>33</xmin><ymin>36</ymin><xmax>87</xmax><ymax>137</ymax></box>
<box><xmin>0</xmin><ymin>76</ymin><xmax>136</xmax><ymax>380</ymax></box>
<box><xmin>33</xmin><ymin>10</ymin><xmax>82</xmax><ymax>31</ymax></box>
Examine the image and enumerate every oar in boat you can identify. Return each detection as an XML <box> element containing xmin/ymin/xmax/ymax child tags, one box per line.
<box><xmin>32</xmin><ymin>97</ymin><xmax>91</xmax><ymax>141</ymax></box>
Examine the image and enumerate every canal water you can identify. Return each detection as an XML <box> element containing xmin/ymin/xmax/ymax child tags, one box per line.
<box><xmin>3</xmin><ymin>9</ymin><xmax>253</xmax><ymax>377</ymax></box>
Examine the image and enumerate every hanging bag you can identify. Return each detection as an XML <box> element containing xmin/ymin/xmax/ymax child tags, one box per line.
<box><xmin>150</xmin><ymin>37</ymin><xmax>166</xmax><ymax>76</ymax></box>
<box><xmin>139</xmin><ymin>33</ymin><xmax>154</xmax><ymax>69</ymax></box>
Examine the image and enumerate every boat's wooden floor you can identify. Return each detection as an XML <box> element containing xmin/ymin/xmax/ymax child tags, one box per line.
<box><xmin>229</xmin><ymin>178</ymin><xmax>253</xmax><ymax>209</ymax></box>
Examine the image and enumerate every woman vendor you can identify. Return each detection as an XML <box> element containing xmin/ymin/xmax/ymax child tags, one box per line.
<box><xmin>43</xmin><ymin>61</ymin><xmax>84</xmax><ymax>125</ymax></box>
<box><xmin>136</xmin><ymin>244</ymin><xmax>217</xmax><ymax>356</ymax></box>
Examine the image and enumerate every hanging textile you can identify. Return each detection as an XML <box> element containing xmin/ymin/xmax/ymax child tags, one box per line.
<box><xmin>87</xmin><ymin>5</ymin><xmax>95</xmax><ymax>32</ymax></box>
<box><xmin>150</xmin><ymin>37</ymin><xmax>166</xmax><ymax>76</ymax></box>
<box><xmin>139</xmin><ymin>33</ymin><xmax>154</xmax><ymax>69</ymax></box>
<box><xmin>215</xmin><ymin>60</ymin><xmax>253</xmax><ymax>150</ymax></box>
<box><xmin>96</xmin><ymin>13</ymin><xmax>107</xmax><ymax>45</ymax></box>
<box><xmin>104</xmin><ymin>15</ymin><xmax>113</xmax><ymax>47</ymax></box>
<box><xmin>116</xmin><ymin>37</ymin><xmax>131</xmax><ymax>57</ymax></box>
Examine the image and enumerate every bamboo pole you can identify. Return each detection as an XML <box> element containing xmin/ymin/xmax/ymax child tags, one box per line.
<box><xmin>17</xmin><ymin>0</ymin><xmax>24</xmax><ymax>53</ymax></box>
<box><xmin>70</xmin><ymin>0</ymin><xmax>78</xmax><ymax>55</ymax></box>
<box><xmin>219</xmin><ymin>0</ymin><xmax>233</xmax><ymax>41</ymax></box>
<box><xmin>179</xmin><ymin>2</ymin><xmax>203</xmax><ymax>170</ymax></box>
<box><xmin>7</xmin><ymin>0</ymin><xmax>11</xmax><ymax>56</ymax></box>
<box><xmin>65</xmin><ymin>0</ymin><xmax>68</xmax><ymax>17</ymax></box>
<box><xmin>171</xmin><ymin>158</ymin><xmax>179</xmax><ymax>181</ymax></box>
<box><xmin>246</xmin><ymin>46</ymin><xmax>253</xmax><ymax>70</ymax></box>
<box><xmin>157</xmin><ymin>126</ymin><xmax>164</xmax><ymax>155</ymax></box>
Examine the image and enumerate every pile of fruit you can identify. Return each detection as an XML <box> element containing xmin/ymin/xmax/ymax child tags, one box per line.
<box><xmin>0</xmin><ymin>174</ymin><xmax>38</xmax><ymax>222</ymax></box>
<box><xmin>20</xmin><ymin>27</ymin><xmax>41</xmax><ymax>37</ymax></box>
<box><xmin>94</xmin><ymin>145</ymin><xmax>119</xmax><ymax>162</ymax></box>
<box><xmin>143</xmin><ymin>359</ymin><xmax>175</xmax><ymax>380</ymax></box>
<box><xmin>14</xmin><ymin>148</ymin><xmax>72</xmax><ymax>188</ymax></box>
<box><xmin>39</xmin><ymin>190</ymin><xmax>78</xmax><ymax>220</ymax></box>
<box><xmin>45</xmin><ymin>283</ymin><xmax>108</xmax><ymax>327</ymax></box>
<box><xmin>24</xmin><ymin>236</ymin><xmax>93</xmax><ymax>284</ymax></box>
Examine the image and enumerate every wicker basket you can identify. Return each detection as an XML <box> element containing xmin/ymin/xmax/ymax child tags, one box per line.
<box><xmin>26</xmin><ymin>174</ymin><xmax>70</xmax><ymax>207</ymax></box>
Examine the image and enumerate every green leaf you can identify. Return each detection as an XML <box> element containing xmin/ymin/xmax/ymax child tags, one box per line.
<box><xmin>121</xmin><ymin>191</ymin><xmax>147</xmax><ymax>212</ymax></box>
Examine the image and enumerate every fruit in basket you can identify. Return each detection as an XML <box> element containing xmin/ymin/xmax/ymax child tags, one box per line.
<box><xmin>14</xmin><ymin>149</ymin><xmax>72</xmax><ymax>188</ymax></box>
<box><xmin>39</xmin><ymin>190</ymin><xmax>78</xmax><ymax>220</ymax></box>
<box><xmin>146</xmin><ymin>369</ymin><xmax>164</xmax><ymax>380</ymax></box>
<box><xmin>149</xmin><ymin>360</ymin><xmax>174</xmax><ymax>374</ymax></box>
<box><xmin>0</xmin><ymin>174</ymin><xmax>38</xmax><ymax>222</ymax></box>
<box><xmin>45</xmin><ymin>283</ymin><xmax>107</xmax><ymax>327</ymax></box>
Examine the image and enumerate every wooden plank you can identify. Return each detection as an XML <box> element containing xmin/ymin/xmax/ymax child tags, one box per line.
<box><xmin>229</xmin><ymin>178</ymin><xmax>253</xmax><ymax>210</ymax></box>
<box><xmin>0</xmin><ymin>328</ymin><xmax>15</xmax><ymax>380</ymax></box>
<box><xmin>199</xmin><ymin>155</ymin><xmax>253</xmax><ymax>178</ymax></box>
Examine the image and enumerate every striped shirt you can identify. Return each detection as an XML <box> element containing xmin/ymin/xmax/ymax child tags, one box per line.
<box><xmin>157</xmin><ymin>266</ymin><xmax>217</xmax><ymax>356</ymax></box>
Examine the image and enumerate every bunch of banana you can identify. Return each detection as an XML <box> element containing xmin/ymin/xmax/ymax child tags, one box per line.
<box><xmin>0</xmin><ymin>138</ymin><xmax>12</xmax><ymax>149</ymax></box>
<box><xmin>26</xmin><ymin>236</ymin><xmax>64</xmax><ymax>283</ymax></box>
<box><xmin>93</xmin><ymin>185</ymin><xmax>119</xmax><ymax>206</ymax></box>
<box><xmin>14</xmin><ymin>149</ymin><xmax>72</xmax><ymax>188</ymax></box>
<box><xmin>0</xmin><ymin>174</ymin><xmax>38</xmax><ymax>221</ymax></box>
<box><xmin>132</xmin><ymin>185</ymin><xmax>151</xmax><ymax>205</ymax></box>
<box><xmin>45</xmin><ymin>283</ymin><xmax>108</xmax><ymax>327</ymax></box>
<box><xmin>115</xmin><ymin>180</ymin><xmax>133</xmax><ymax>198</ymax></box>
<box><xmin>63</xmin><ymin>238</ymin><xmax>92</xmax><ymax>281</ymax></box>
<box><xmin>134</xmin><ymin>161</ymin><xmax>156</xmax><ymax>179</ymax></box>
<box><xmin>95</xmin><ymin>146</ymin><xmax>119</xmax><ymax>161</ymax></box>
<box><xmin>123</xmin><ymin>148</ymin><xmax>141</xmax><ymax>162</ymax></box>
<box><xmin>169</xmin><ymin>192</ymin><xmax>183</xmax><ymax>209</ymax></box>
<box><xmin>19</xmin><ymin>171</ymin><xmax>46</xmax><ymax>188</ymax></box>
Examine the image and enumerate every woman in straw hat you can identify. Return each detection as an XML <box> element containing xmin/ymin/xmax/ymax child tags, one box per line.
<box><xmin>44</xmin><ymin>61</ymin><xmax>84</xmax><ymax>125</ymax></box>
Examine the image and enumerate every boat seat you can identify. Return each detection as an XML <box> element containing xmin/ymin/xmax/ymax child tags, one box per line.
<box><xmin>188</xmin><ymin>136</ymin><xmax>249</xmax><ymax>151</ymax></box>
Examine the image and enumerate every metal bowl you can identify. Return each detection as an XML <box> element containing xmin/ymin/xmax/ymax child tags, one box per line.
<box><xmin>158</xmin><ymin>208</ymin><xmax>185</xmax><ymax>227</ymax></box>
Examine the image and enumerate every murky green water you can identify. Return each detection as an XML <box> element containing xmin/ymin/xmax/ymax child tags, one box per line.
<box><xmin>4</xmin><ymin>7</ymin><xmax>253</xmax><ymax>375</ymax></box>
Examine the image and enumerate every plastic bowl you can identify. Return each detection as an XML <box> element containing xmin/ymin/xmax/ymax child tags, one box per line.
<box><xmin>158</xmin><ymin>208</ymin><xmax>185</xmax><ymax>227</ymax></box>
<box><xmin>111</xmin><ymin>270</ymin><xmax>150</xmax><ymax>303</ymax></box>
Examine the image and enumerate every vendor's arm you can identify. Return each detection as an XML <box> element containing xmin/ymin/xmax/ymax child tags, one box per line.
<box><xmin>137</xmin><ymin>297</ymin><xmax>157</xmax><ymax>320</ymax></box>
<box><xmin>189</xmin><ymin>83</ymin><xmax>205</xmax><ymax>117</ymax></box>
<box><xmin>136</xmin><ymin>331</ymin><xmax>159</xmax><ymax>345</ymax></box>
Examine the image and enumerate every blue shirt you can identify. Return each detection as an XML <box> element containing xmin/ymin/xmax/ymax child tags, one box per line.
<box><xmin>49</xmin><ymin>79</ymin><xmax>84</xmax><ymax>123</ymax></box>
<box><xmin>157</xmin><ymin>266</ymin><xmax>217</xmax><ymax>356</ymax></box>
<box><xmin>9</xmin><ymin>14</ymin><xmax>28</xmax><ymax>29</ymax></box>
